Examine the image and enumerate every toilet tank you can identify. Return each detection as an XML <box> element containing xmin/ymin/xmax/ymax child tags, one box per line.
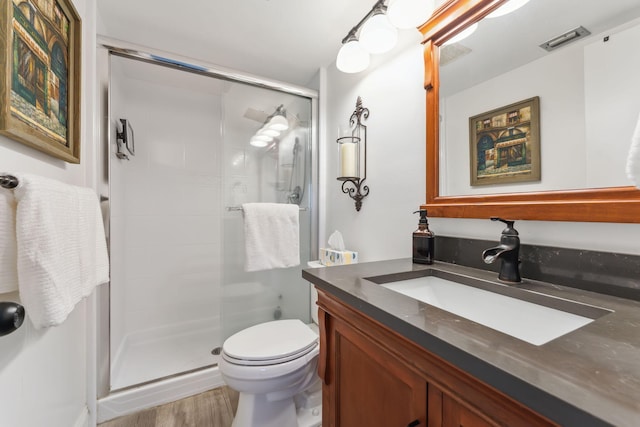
<box><xmin>307</xmin><ymin>261</ymin><xmax>325</xmax><ymax>325</ymax></box>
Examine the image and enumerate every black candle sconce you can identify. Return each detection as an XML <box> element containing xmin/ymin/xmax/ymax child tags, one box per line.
<box><xmin>337</xmin><ymin>96</ymin><xmax>369</xmax><ymax>211</ymax></box>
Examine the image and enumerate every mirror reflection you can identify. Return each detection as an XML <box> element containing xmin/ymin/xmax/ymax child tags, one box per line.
<box><xmin>438</xmin><ymin>0</ymin><xmax>640</xmax><ymax>197</ymax></box>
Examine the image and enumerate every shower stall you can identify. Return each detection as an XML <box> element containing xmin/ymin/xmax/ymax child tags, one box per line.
<box><xmin>96</xmin><ymin>40</ymin><xmax>318</xmax><ymax>420</ymax></box>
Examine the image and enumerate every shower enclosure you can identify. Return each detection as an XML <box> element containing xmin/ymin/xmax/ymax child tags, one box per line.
<box><xmin>98</xmin><ymin>41</ymin><xmax>317</xmax><ymax>417</ymax></box>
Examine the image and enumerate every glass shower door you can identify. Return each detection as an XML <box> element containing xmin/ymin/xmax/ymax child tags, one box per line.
<box><xmin>220</xmin><ymin>81</ymin><xmax>313</xmax><ymax>340</ymax></box>
<box><xmin>109</xmin><ymin>55</ymin><xmax>224</xmax><ymax>390</ymax></box>
<box><xmin>108</xmin><ymin>53</ymin><xmax>316</xmax><ymax>392</ymax></box>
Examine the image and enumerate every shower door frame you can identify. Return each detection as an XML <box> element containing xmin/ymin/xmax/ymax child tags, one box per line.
<box><xmin>96</xmin><ymin>36</ymin><xmax>319</xmax><ymax>404</ymax></box>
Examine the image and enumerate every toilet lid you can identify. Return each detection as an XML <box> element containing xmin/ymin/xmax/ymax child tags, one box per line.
<box><xmin>223</xmin><ymin>319</ymin><xmax>318</xmax><ymax>362</ymax></box>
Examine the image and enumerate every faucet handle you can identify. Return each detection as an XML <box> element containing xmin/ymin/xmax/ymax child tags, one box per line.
<box><xmin>490</xmin><ymin>217</ymin><xmax>518</xmax><ymax>236</ymax></box>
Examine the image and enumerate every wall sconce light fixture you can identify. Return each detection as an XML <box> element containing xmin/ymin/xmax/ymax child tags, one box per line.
<box><xmin>337</xmin><ymin>0</ymin><xmax>532</xmax><ymax>73</ymax></box>
<box><xmin>336</xmin><ymin>0</ymin><xmax>435</xmax><ymax>73</ymax></box>
<box><xmin>337</xmin><ymin>97</ymin><xmax>370</xmax><ymax>211</ymax></box>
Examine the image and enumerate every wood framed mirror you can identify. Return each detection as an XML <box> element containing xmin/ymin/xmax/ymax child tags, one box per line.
<box><xmin>419</xmin><ymin>0</ymin><xmax>640</xmax><ymax>223</ymax></box>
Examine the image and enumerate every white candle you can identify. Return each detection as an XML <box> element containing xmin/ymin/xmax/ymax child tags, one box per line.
<box><xmin>340</xmin><ymin>142</ymin><xmax>358</xmax><ymax>178</ymax></box>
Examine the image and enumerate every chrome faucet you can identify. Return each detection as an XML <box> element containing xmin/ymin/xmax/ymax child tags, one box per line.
<box><xmin>482</xmin><ymin>217</ymin><xmax>521</xmax><ymax>283</ymax></box>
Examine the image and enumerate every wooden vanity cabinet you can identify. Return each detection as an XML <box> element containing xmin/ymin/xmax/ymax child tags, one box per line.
<box><xmin>318</xmin><ymin>304</ymin><xmax>427</xmax><ymax>427</ymax></box>
<box><xmin>316</xmin><ymin>289</ymin><xmax>557</xmax><ymax>427</ymax></box>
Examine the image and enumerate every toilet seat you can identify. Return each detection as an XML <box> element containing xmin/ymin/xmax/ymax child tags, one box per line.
<box><xmin>223</xmin><ymin>343</ymin><xmax>318</xmax><ymax>366</ymax></box>
<box><xmin>222</xmin><ymin>319</ymin><xmax>319</xmax><ymax>367</ymax></box>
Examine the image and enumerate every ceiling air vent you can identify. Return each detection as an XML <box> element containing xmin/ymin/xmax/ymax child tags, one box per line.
<box><xmin>540</xmin><ymin>26</ymin><xmax>591</xmax><ymax>52</ymax></box>
<box><xmin>440</xmin><ymin>43</ymin><xmax>472</xmax><ymax>66</ymax></box>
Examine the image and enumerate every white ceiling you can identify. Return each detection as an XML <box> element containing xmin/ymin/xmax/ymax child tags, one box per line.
<box><xmin>97</xmin><ymin>0</ymin><xmax>381</xmax><ymax>86</ymax></box>
<box><xmin>98</xmin><ymin>0</ymin><xmax>640</xmax><ymax>100</ymax></box>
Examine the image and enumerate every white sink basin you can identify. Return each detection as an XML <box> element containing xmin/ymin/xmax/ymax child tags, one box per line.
<box><xmin>378</xmin><ymin>274</ymin><xmax>606</xmax><ymax>346</ymax></box>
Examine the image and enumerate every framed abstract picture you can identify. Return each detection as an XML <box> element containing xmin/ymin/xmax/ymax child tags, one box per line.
<box><xmin>469</xmin><ymin>97</ymin><xmax>540</xmax><ymax>186</ymax></box>
<box><xmin>0</xmin><ymin>0</ymin><xmax>81</xmax><ymax>163</ymax></box>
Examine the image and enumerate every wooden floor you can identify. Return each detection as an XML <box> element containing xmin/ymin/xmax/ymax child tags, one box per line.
<box><xmin>99</xmin><ymin>386</ymin><xmax>239</xmax><ymax>427</ymax></box>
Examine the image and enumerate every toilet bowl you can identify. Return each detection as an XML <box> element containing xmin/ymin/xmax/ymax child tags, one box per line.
<box><xmin>220</xmin><ymin>319</ymin><xmax>321</xmax><ymax>427</ymax></box>
<box><xmin>220</xmin><ymin>261</ymin><xmax>325</xmax><ymax>427</ymax></box>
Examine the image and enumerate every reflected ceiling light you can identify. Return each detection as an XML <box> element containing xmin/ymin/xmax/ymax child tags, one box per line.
<box><xmin>486</xmin><ymin>0</ymin><xmax>530</xmax><ymax>18</ymax></box>
<box><xmin>250</xmin><ymin>136</ymin><xmax>270</xmax><ymax>148</ymax></box>
<box><xmin>253</xmin><ymin>134</ymin><xmax>273</xmax><ymax>143</ymax></box>
<box><xmin>266</xmin><ymin>105</ymin><xmax>289</xmax><ymax>131</ymax></box>
<box><xmin>443</xmin><ymin>22</ymin><xmax>478</xmax><ymax>45</ymax></box>
<box><xmin>250</xmin><ymin>105</ymin><xmax>290</xmax><ymax>147</ymax></box>
<box><xmin>337</xmin><ymin>36</ymin><xmax>371</xmax><ymax>73</ymax></box>
<box><xmin>360</xmin><ymin>4</ymin><xmax>398</xmax><ymax>54</ymax></box>
<box><xmin>387</xmin><ymin>0</ymin><xmax>435</xmax><ymax>29</ymax></box>
<box><xmin>267</xmin><ymin>115</ymin><xmax>289</xmax><ymax>131</ymax></box>
<box><xmin>259</xmin><ymin>127</ymin><xmax>280</xmax><ymax>137</ymax></box>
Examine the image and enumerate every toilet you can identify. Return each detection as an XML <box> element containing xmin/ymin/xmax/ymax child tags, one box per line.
<box><xmin>219</xmin><ymin>262</ymin><xmax>324</xmax><ymax>427</ymax></box>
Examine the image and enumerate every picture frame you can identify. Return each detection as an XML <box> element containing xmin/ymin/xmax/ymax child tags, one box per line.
<box><xmin>469</xmin><ymin>96</ymin><xmax>540</xmax><ymax>186</ymax></box>
<box><xmin>0</xmin><ymin>0</ymin><xmax>81</xmax><ymax>163</ymax></box>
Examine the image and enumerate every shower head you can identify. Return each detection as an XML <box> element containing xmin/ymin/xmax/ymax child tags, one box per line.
<box><xmin>292</xmin><ymin>138</ymin><xmax>300</xmax><ymax>155</ymax></box>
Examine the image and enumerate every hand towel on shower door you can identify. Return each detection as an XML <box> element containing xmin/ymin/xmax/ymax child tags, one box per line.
<box><xmin>13</xmin><ymin>174</ymin><xmax>110</xmax><ymax>329</ymax></box>
<box><xmin>242</xmin><ymin>203</ymin><xmax>300</xmax><ymax>272</ymax></box>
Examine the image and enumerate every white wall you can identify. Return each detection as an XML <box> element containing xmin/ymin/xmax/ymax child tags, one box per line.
<box><xmin>324</xmin><ymin>32</ymin><xmax>427</xmax><ymax>262</ymax></box>
<box><xmin>0</xmin><ymin>0</ymin><xmax>97</xmax><ymax>426</ymax></box>
<box><xmin>324</xmin><ymin>30</ymin><xmax>640</xmax><ymax>262</ymax></box>
<box><xmin>584</xmin><ymin>21</ymin><xmax>640</xmax><ymax>188</ymax></box>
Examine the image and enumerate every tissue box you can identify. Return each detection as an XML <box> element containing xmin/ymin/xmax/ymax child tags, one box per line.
<box><xmin>319</xmin><ymin>248</ymin><xmax>358</xmax><ymax>266</ymax></box>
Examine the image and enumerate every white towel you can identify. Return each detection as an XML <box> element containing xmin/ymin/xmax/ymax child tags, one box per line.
<box><xmin>13</xmin><ymin>174</ymin><xmax>110</xmax><ymax>329</ymax></box>
<box><xmin>626</xmin><ymin>112</ymin><xmax>640</xmax><ymax>188</ymax></box>
<box><xmin>0</xmin><ymin>189</ymin><xmax>18</xmax><ymax>293</ymax></box>
<box><xmin>242</xmin><ymin>203</ymin><xmax>300</xmax><ymax>272</ymax></box>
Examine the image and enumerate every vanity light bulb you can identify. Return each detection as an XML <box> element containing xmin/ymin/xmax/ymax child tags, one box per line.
<box><xmin>387</xmin><ymin>0</ymin><xmax>435</xmax><ymax>29</ymax></box>
<box><xmin>259</xmin><ymin>127</ymin><xmax>280</xmax><ymax>137</ymax></box>
<box><xmin>360</xmin><ymin>13</ymin><xmax>398</xmax><ymax>54</ymax></box>
<box><xmin>486</xmin><ymin>0</ymin><xmax>530</xmax><ymax>18</ymax></box>
<box><xmin>336</xmin><ymin>39</ymin><xmax>370</xmax><ymax>73</ymax></box>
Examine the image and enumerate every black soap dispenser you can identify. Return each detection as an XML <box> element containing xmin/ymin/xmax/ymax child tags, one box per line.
<box><xmin>413</xmin><ymin>210</ymin><xmax>435</xmax><ymax>264</ymax></box>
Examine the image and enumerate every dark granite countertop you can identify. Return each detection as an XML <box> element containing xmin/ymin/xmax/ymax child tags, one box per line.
<box><xmin>303</xmin><ymin>258</ymin><xmax>640</xmax><ymax>427</ymax></box>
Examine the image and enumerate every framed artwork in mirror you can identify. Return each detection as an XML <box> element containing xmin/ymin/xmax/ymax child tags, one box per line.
<box><xmin>0</xmin><ymin>0</ymin><xmax>82</xmax><ymax>163</ymax></box>
<box><xmin>469</xmin><ymin>96</ymin><xmax>540</xmax><ymax>186</ymax></box>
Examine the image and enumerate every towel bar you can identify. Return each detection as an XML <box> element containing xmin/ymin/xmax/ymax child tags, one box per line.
<box><xmin>226</xmin><ymin>205</ymin><xmax>308</xmax><ymax>212</ymax></box>
<box><xmin>0</xmin><ymin>175</ymin><xmax>18</xmax><ymax>189</ymax></box>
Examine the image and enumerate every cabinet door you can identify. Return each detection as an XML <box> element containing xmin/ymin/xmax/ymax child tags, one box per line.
<box><xmin>329</xmin><ymin>315</ymin><xmax>427</xmax><ymax>427</ymax></box>
<box><xmin>443</xmin><ymin>394</ymin><xmax>495</xmax><ymax>427</ymax></box>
